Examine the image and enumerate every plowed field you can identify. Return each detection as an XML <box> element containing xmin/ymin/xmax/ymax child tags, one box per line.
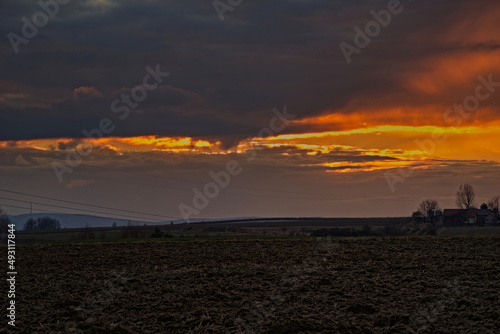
<box><xmin>2</xmin><ymin>237</ymin><xmax>500</xmax><ymax>333</ymax></box>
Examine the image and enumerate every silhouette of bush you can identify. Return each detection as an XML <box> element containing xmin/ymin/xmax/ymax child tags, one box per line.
<box><xmin>151</xmin><ymin>226</ymin><xmax>173</xmax><ymax>238</ymax></box>
<box><xmin>81</xmin><ymin>224</ymin><xmax>95</xmax><ymax>240</ymax></box>
<box><xmin>381</xmin><ymin>225</ymin><xmax>404</xmax><ymax>236</ymax></box>
<box><xmin>23</xmin><ymin>216</ymin><xmax>61</xmax><ymax>230</ymax></box>
<box><xmin>122</xmin><ymin>222</ymin><xmax>140</xmax><ymax>238</ymax></box>
<box><xmin>0</xmin><ymin>208</ymin><xmax>11</xmax><ymax>243</ymax></box>
<box><xmin>24</xmin><ymin>218</ymin><xmax>36</xmax><ymax>230</ymax></box>
<box><xmin>309</xmin><ymin>225</ymin><xmax>405</xmax><ymax>237</ymax></box>
<box><xmin>151</xmin><ymin>226</ymin><xmax>163</xmax><ymax>238</ymax></box>
<box><xmin>310</xmin><ymin>228</ymin><xmax>372</xmax><ymax>237</ymax></box>
<box><xmin>362</xmin><ymin>225</ymin><xmax>372</xmax><ymax>234</ymax></box>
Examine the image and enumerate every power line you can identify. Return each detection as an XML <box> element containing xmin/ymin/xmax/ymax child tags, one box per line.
<box><xmin>6</xmin><ymin>163</ymin><xmax>356</xmax><ymax>201</ymax></box>
<box><xmin>0</xmin><ymin>153</ymin><xmax>362</xmax><ymax>199</ymax></box>
<box><xmin>0</xmin><ymin>196</ymin><xmax>164</xmax><ymax>222</ymax></box>
<box><xmin>0</xmin><ymin>203</ymin><xmax>53</xmax><ymax>214</ymax></box>
<box><xmin>0</xmin><ymin>148</ymin><xmax>419</xmax><ymax>201</ymax></box>
<box><xmin>0</xmin><ymin>188</ymin><xmax>179</xmax><ymax>219</ymax></box>
<box><xmin>0</xmin><ymin>203</ymin><xmax>164</xmax><ymax>227</ymax></box>
<box><xmin>3</xmin><ymin>162</ymin><xmax>422</xmax><ymax>204</ymax></box>
<box><xmin>80</xmin><ymin>163</ymin><xmax>207</xmax><ymax>185</ymax></box>
<box><xmin>77</xmin><ymin>163</ymin><xmax>355</xmax><ymax>197</ymax></box>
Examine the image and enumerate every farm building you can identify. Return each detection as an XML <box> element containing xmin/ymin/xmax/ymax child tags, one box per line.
<box><xmin>485</xmin><ymin>212</ymin><xmax>498</xmax><ymax>224</ymax></box>
<box><xmin>435</xmin><ymin>208</ymin><xmax>500</xmax><ymax>226</ymax></box>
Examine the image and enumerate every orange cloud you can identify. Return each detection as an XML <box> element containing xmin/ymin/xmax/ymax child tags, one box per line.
<box><xmin>321</xmin><ymin>160</ymin><xmax>429</xmax><ymax>173</ymax></box>
<box><xmin>405</xmin><ymin>51</ymin><xmax>500</xmax><ymax>95</ymax></box>
<box><xmin>73</xmin><ymin>86</ymin><xmax>102</xmax><ymax>99</ymax></box>
<box><xmin>0</xmin><ymin>136</ymin><xmax>221</xmax><ymax>154</ymax></box>
<box><xmin>291</xmin><ymin>103</ymin><xmax>500</xmax><ymax>132</ymax></box>
<box><xmin>66</xmin><ymin>179</ymin><xmax>95</xmax><ymax>189</ymax></box>
<box><xmin>116</xmin><ymin>136</ymin><xmax>216</xmax><ymax>152</ymax></box>
<box><xmin>441</xmin><ymin>2</ymin><xmax>500</xmax><ymax>46</ymax></box>
<box><xmin>244</xmin><ymin>124</ymin><xmax>500</xmax><ymax>171</ymax></box>
<box><xmin>400</xmin><ymin>1</ymin><xmax>500</xmax><ymax>96</ymax></box>
<box><xmin>3</xmin><ymin>120</ymin><xmax>500</xmax><ymax>175</ymax></box>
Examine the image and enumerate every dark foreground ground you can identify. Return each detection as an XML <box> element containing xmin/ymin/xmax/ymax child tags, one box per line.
<box><xmin>2</xmin><ymin>237</ymin><xmax>500</xmax><ymax>333</ymax></box>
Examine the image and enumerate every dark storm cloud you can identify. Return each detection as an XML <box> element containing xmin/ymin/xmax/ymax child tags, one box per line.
<box><xmin>0</xmin><ymin>84</ymin><xmax>258</xmax><ymax>140</ymax></box>
<box><xmin>1</xmin><ymin>0</ymin><xmax>496</xmax><ymax>142</ymax></box>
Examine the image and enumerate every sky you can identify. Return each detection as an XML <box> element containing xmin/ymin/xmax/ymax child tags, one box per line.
<box><xmin>0</xmin><ymin>0</ymin><xmax>499</xmax><ymax>222</ymax></box>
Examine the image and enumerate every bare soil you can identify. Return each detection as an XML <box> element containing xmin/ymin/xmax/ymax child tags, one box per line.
<box><xmin>2</xmin><ymin>237</ymin><xmax>500</xmax><ymax>333</ymax></box>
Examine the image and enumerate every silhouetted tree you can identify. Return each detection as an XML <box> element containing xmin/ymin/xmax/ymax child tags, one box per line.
<box><xmin>455</xmin><ymin>183</ymin><xmax>476</xmax><ymax>209</ymax></box>
<box><xmin>418</xmin><ymin>199</ymin><xmax>441</xmax><ymax>216</ymax></box>
<box><xmin>151</xmin><ymin>226</ymin><xmax>164</xmax><ymax>238</ymax></box>
<box><xmin>122</xmin><ymin>221</ymin><xmax>140</xmax><ymax>238</ymax></box>
<box><xmin>81</xmin><ymin>224</ymin><xmax>95</xmax><ymax>240</ymax></box>
<box><xmin>36</xmin><ymin>217</ymin><xmax>61</xmax><ymax>229</ymax></box>
<box><xmin>0</xmin><ymin>207</ymin><xmax>11</xmax><ymax>240</ymax></box>
<box><xmin>411</xmin><ymin>211</ymin><xmax>424</xmax><ymax>223</ymax></box>
<box><xmin>487</xmin><ymin>196</ymin><xmax>499</xmax><ymax>212</ymax></box>
<box><xmin>24</xmin><ymin>218</ymin><xmax>37</xmax><ymax>230</ymax></box>
<box><xmin>24</xmin><ymin>217</ymin><xmax>61</xmax><ymax>230</ymax></box>
<box><xmin>480</xmin><ymin>203</ymin><xmax>488</xmax><ymax>210</ymax></box>
<box><xmin>362</xmin><ymin>224</ymin><xmax>373</xmax><ymax>234</ymax></box>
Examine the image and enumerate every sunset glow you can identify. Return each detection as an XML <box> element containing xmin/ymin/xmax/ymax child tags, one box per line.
<box><xmin>3</xmin><ymin>1</ymin><xmax>500</xmax><ymax>331</ymax></box>
<box><xmin>1</xmin><ymin>0</ymin><xmax>499</xmax><ymax>220</ymax></box>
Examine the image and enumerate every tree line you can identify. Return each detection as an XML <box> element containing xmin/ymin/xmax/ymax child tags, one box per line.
<box><xmin>413</xmin><ymin>183</ymin><xmax>499</xmax><ymax>221</ymax></box>
<box><xmin>24</xmin><ymin>217</ymin><xmax>61</xmax><ymax>230</ymax></box>
<box><xmin>0</xmin><ymin>207</ymin><xmax>62</xmax><ymax>231</ymax></box>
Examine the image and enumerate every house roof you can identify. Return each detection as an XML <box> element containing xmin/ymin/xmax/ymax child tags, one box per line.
<box><xmin>443</xmin><ymin>209</ymin><xmax>459</xmax><ymax>216</ymax></box>
<box><xmin>468</xmin><ymin>210</ymin><xmax>477</xmax><ymax>217</ymax></box>
<box><xmin>476</xmin><ymin>209</ymin><xmax>491</xmax><ymax>216</ymax></box>
<box><xmin>443</xmin><ymin>209</ymin><xmax>479</xmax><ymax>217</ymax></box>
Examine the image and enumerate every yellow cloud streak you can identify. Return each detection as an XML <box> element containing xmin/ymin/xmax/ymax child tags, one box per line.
<box><xmin>246</xmin><ymin>124</ymin><xmax>500</xmax><ymax>171</ymax></box>
<box><xmin>2</xmin><ymin>123</ymin><xmax>499</xmax><ymax>173</ymax></box>
<box><xmin>0</xmin><ymin>136</ymin><xmax>219</xmax><ymax>153</ymax></box>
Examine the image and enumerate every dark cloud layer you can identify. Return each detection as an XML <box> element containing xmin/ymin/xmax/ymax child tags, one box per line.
<box><xmin>1</xmin><ymin>0</ymin><xmax>499</xmax><ymax>144</ymax></box>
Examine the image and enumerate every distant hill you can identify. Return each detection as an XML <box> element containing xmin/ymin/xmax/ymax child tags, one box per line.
<box><xmin>8</xmin><ymin>213</ymin><xmax>157</xmax><ymax>229</ymax></box>
<box><xmin>7</xmin><ymin>213</ymin><xmax>261</xmax><ymax>230</ymax></box>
